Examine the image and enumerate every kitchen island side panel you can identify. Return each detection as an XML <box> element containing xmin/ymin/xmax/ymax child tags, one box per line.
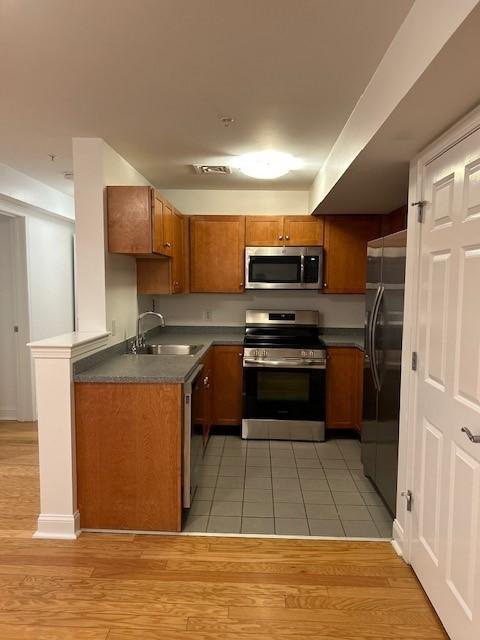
<box><xmin>75</xmin><ymin>382</ymin><xmax>182</xmax><ymax>531</ymax></box>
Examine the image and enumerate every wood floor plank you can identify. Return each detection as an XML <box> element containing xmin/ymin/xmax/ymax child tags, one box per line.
<box><xmin>164</xmin><ymin>558</ymin><xmax>411</xmax><ymax>578</ymax></box>
<box><xmin>0</xmin><ymin>420</ymin><xmax>448</xmax><ymax>640</ymax></box>
<box><xmin>187</xmin><ymin>616</ymin><xmax>448</xmax><ymax>639</ymax></box>
<box><xmin>0</xmin><ymin>624</ymin><xmax>108</xmax><ymax>640</ymax></box>
<box><xmin>227</xmin><ymin>604</ymin><xmax>438</xmax><ymax>626</ymax></box>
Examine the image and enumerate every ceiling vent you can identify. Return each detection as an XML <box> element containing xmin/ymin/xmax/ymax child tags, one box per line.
<box><xmin>193</xmin><ymin>164</ymin><xmax>232</xmax><ymax>175</ymax></box>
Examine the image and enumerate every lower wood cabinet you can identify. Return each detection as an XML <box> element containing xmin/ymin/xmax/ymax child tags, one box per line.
<box><xmin>75</xmin><ymin>382</ymin><xmax>182</xmax><ymax>531</ymax></box>
<box><xmin>326</xmin><ymin>347</ymin><xmax>364</xmax><ymax>430</ymax></box>
<box><xmin>212</xmin><ymin>346</ymin><xmax>244</xmax><ymax>426</ymax></box>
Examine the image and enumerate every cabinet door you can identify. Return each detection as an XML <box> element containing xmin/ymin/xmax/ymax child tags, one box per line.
<box><xmin>107</xmin><ymin>186</ymin><xmax>152</xmax><ymax>254</ymax></box>
<box><xmin>212</xmin><ymin>346</ymin><xmax>244</xmax><ymax>426</ymax></box>
<box><xmin>152</xmin><ymin>190</ymin><xmax>165</xmax><ymax>254</ymax></box>
<box><xmin>326</xmin><ymin>347</ymin><xmax>364</xmax><ymax>429</ymax></box>
<box><xmin>162</xmin><ymin>200</ymin><xmax>174</xmax><ymax>257</ymax></box>
<box><xmin>152</xmin><ymin>191</ymin><xmax>174</xmax><ymax>257</ymax></box>
<box><xmin>380</xmin><ymin>205</ymin><xmax>407</xmax><ymax>236</ymax></box>
<box><xmin>245</xmin><ymin>216</ymin><xmax>284</xmax><ymax>246</ymax></box>
<box><xmin>323</xmin><ymin>215</ymin><xmax>381</xmax><ymax>293</ymax></box>
<box><xmin>190</xmin><ymin>216</ymin><xmax>245</xmax><ymax>293</ymax></box>
<box><xmin>171</xmin><ymin>211</ymin><xmax>185</xmax><ymax>293</ymax></box>
<box><xmin>283</xmin><ymin>215</ymin><xmax>324</xmax><ymax>246</ymax></box>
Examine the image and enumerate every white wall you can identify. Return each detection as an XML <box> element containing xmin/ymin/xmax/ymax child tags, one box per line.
<box><xmin>73</xmin><ymin>138</ymin><xmax>151</xmax><ymax>345</ymax></box>
<box><xmin>0</xmin><ymin>216</ymin><xmax>17</xmax><ymax>419</ymax></box>
<box><xmin>139</xmin><ymin>291</ymin><xmax>365</xmax><ymax>328</ymax></box>
<box><xmin>0</xmin><ymin>162</ymin><xmax>74</xmax><ymax>220</ymax></box>
<box><xmin>26</xmin><ymin>214</ymin><xmax>75</xmax><ymax>341</ymax></box>
<box><xmin>162</xmin><ymin>189</ymin><xmax>309</xmax><ymax>215</ymax></box>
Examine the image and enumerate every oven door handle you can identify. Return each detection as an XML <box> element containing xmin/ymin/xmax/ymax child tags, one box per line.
<box><xmin>244</xmin><ymin>358</ymin><xmax>326</xmax><ymax>368</ymax></box>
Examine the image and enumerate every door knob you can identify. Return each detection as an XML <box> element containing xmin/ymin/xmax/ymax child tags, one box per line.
<box><xmin>278</xmin><ymin>235</ymin><xmax>283</xmax><ymax>240</ymax></box>
<box><xmin>461</xmin><ymin>427</ymin><xmax>480</xmax><ymax>443</ymax></box>
<box><xmin>285</xmin><ymin>235</ymin><xmax>290</xmax><ymax>240</ymax></box>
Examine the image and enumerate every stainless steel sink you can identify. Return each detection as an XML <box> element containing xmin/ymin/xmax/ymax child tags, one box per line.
<box><xmin>137</xmin><ymin>344</ymin><xmax>203</xmax><ymax>356</ymax></box>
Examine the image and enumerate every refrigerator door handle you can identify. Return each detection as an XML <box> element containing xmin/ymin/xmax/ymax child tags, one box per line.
<box><xmin>370</xmin><ymin>285</ymin><xmax>384</xmax><ymax>392</ymax></box>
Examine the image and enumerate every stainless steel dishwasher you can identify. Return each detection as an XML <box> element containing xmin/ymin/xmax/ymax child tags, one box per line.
<box><xmin>183</xmin><ymin>365</ymin><xmax>204</xmax><ymax>508</ymax></box>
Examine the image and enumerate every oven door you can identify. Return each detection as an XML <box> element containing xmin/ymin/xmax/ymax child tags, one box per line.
<box><xmin>243</xmin><ymin>365</ymin><xmax>325</xmax><ymax>422</ymax></box>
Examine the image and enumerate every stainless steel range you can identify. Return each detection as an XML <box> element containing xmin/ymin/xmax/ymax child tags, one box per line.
<box><xmin>242</xmin><ymin>310</ymin><xmax>326</xmax><ymax>442</ymax></box>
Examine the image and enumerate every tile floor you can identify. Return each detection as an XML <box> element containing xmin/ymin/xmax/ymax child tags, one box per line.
<box><xmin>183</xmin><ymin>435</ymin><xmax>394</xmax><ymax>537</ymax></box>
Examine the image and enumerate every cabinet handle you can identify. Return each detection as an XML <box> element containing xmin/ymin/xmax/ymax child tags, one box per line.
<box><xmin>239</xmin><ymin>282</ymin><xmax>244</xmax><ymax>287</ymax></box>
<box><xmin>285</xmin><ymin>235</ymin><xmax>290</xmax><ymax>240</ymax></box>
<box><xmin>164</xmin><ymin>242</ymin><xmax>172</xmax><ymax>248</ymax></box>
<box><xmin>323</xmin><ymin>282</ymin><xmax>328</xmax><ymax>288</ymax></box>
<box><xmin>278</xmin><ymin>235</ymin><xmax>283</xmax><ymax>240</ymax></box>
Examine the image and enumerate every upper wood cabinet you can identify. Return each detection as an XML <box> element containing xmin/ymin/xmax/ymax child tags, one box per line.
<box><xmin>107</xmin><ymin>186</ymin><xmax>174</xmax><ymax>257</ymax></box>
<box><xmin>245</xmin><ymin>216</ymin><xmax>284</xmax><ymax>246</ymax></box>
<box><xmin>381</xmin><ymin>205</ymin><xmax>407</xmax><ymax>236</ymax></box>
<box><xmin>283</xmin><ymin>216</ymin><xmax>324</xmax><ymax>246</ymax></box>
<box><xmin>326</xmin><ymin>347</ymin><xmax>364</xmax><ymax>430</ymax></box>
<box><xmin>190</xmin><ymin>216</ymin><xmax>246</xmax><ymax>293</ymax></box>
<box><xmin>245</xmin><ymin>215</ymin><xmax>324</xmax><ymax>246</ymax></box>
<box><xmin>136</xmin><ymin>211</ymin><xmax>188</xmax><ymax>295</ymax></box>
<box><xmin>323</xmin><ymin>215</ymin><xmax>381</xmax><ymax>293</ymax></box>
<box><xmin>211</xmin><ymin>346</ymin><xmax>243</xmax><ymax>426</ymax></box>
<box><xmin>153</xmin><ymin>192</ymin><xmax>174</xmax><ymax>258</ymax></box>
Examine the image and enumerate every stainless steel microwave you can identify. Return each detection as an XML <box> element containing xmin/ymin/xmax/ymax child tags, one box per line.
<box><xmin>245</xmin><ymin>246</ymin><xmax>323</xmax><ymax>290</ymax></box>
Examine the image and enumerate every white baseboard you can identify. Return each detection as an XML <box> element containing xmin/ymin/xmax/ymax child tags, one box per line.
<box><xmin>0</xmin><ymin>408</ymin><xmax>17</xmax><ymax>421</ymax></box>
<box><xmin>33</xmin><ymin>511</ymin><xmax>80</xmax><ymax>540</ymax></box>
<box><xmin>391</xmin><ymin>518</ymin><xmax>407</xmax><ymax>561</ymax></box>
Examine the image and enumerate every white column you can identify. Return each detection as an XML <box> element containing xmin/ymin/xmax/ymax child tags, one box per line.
<box><xmin>30</xmin><ymin>332</ymin><xmax>108</xmax><ymax>539</ymax></box>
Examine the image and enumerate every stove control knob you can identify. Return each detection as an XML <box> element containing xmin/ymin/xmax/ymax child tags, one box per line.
<box><xmin>309</xmin><ymin>350</ymin><xmax>314</xmax><ymax>358</ymax></box>
<box><xmin>301</xmin><ymin>350</ymin><xmax>307</xmax><ymax>358</ymax></box>
<box><xmin>251</xmin><ymin>349</ymin><xmax>258</xmax><ymax>358</ymax></box>
<box><xmin>262</xmin><ymin>350</ymin><xmax>268</xmax><ymax>358</ymax></box>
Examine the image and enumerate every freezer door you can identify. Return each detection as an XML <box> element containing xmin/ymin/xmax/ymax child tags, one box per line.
<box><xmin>375</xmin><ymin>231</ymin><xmax>406</xmax><ymax>515</ymax></box>
<box><xmin>362</xmin><ymin>238</ymin><xmax>383</xmax><ymax>479</ymax></box>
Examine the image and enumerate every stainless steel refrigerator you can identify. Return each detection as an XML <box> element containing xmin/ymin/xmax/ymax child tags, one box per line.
<box><xmin>362</xmin><ymin>230</ymin><xmax>406</xmax><ymax>516</ymax></box>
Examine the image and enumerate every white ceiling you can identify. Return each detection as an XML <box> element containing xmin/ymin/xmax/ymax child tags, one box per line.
<box><xmin>314</xmin><ymin>1</ymin><xmax>480</xmax><ymax>213</ymax></box>
<box><xmin>0</xmin><ymin>0</ymin><xmax>413</xmax><ymax>195</ymax></box>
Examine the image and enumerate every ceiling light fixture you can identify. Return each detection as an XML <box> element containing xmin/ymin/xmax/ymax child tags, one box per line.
<box><xmin>230</xmin><ymin>150</ymin><xmax>303</xmax><ymax>179</ymax></box>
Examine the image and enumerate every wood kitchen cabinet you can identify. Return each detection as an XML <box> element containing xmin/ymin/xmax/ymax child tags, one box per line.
<box><xmin>380</xmin><ymin>205</ymin><xmax>408</xmax><ymax>236</ymax></box>
<box><xmin>136</xmin><ymin>210</ymin><xmax>187</xmax><ymax>294</ymax></box>
<box><xmin>245</xmin><ymin>215</ymin><xmax>323</xmax><ymax>246</ymax></box>
<box><xmin>190</xmin><ymin>216</ymin><xmax>246</xmax><ymax>293</ymax></box>
<box><xmin>107</xmin><ymin>186</ymin><xmax>174</xmax><ymax>257</ymax></box>
<box><xmin>211</xmin><ymin>346</ymin><xmax>243</xmax><ymax>426</ymax></box>
<box><xmin>326</xmin><ymin>347</ymin><xmax>364</xmax><ymax>430</ymax></box>
<box><xmin>75</xmin><ymin>382</ymin><xmax>182</xmax><ymax>531</ymax></box>
<box><xmin>323</xmin><ymin>215</ymin><xmax>381</xmax><ymax>293</ymax></box>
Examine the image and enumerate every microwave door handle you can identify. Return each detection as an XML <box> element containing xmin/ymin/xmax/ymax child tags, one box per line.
<box><xmin>300</xmin><ymin>255</ymin><xmax>305</xmax><ymax>284</ymax></box>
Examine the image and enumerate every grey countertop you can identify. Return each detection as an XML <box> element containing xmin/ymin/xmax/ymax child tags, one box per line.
<box><xmin>73</xmin><ymin>326</ymin><xmax>364</xmax><ymax>384</ymax></box>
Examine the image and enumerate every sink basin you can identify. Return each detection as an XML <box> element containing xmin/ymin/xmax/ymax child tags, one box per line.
<box><xmin>137</xmin><ymin>344</ymin><xmax>203</xmax><ymax>356</ymax></box>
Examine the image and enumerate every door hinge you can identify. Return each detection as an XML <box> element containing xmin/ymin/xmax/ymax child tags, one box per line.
<box><xmin>411</xmin><ymin>351</ymin><xmax>418</xmax><ymax>371</ymax></box>
<box><xmin>401</xmin><ymin>490</ymin><xmax>413</xmax><ymax>512</ymax></box>
<box><xmin>412</xmin><ymin>200</ymin><xmax>426</xmax><ymax>223</ymax></box>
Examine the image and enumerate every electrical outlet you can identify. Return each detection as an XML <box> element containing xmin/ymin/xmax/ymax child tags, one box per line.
<box><xmin>204</xmin><ymin>310</ymin><xmax>212</xmax><ymax>320</ymax></box>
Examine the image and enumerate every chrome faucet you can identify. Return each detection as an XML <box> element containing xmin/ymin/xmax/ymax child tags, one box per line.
<box><xmin>133</xmin><ymin>311</ymin><xmax>165</xmax><ymax>352</ymax></box>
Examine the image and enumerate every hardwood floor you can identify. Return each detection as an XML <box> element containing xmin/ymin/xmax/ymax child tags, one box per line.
<box><xmin>0</xmin><ymin>420</ymin><xmax>448</xmax><ymax>639</ymax></box>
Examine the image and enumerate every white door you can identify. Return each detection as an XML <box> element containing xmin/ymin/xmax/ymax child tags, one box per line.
<box><xmin>411</xmin><ymin>128</ymin><xmax>480</xmax><ymax>639</ymax></box>
<box><xmin>0</xmin><ymin>215</ymin><xmax>17</xmax><ymax>420</ymax></box>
